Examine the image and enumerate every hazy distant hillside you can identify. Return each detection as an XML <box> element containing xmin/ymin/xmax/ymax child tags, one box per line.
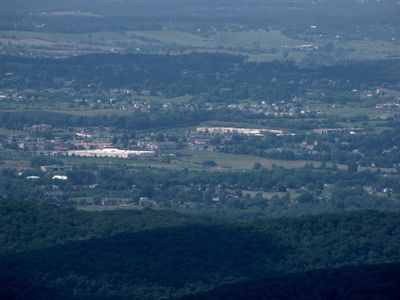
<box><xmin>1</xmin><ymin>0</ymin><xmax>399</xmax><ymax>33</ymax></box>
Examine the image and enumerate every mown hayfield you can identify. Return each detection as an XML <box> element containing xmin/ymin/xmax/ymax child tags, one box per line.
<box><xmin>176</xmin><ymin>150</ymin><xmax>346</xmax><ymax>170</ymax></box>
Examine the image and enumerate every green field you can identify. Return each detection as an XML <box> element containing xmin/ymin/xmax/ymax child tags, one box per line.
<box><xmin>77</xmin><ymin>204</ymin><xmax>143</xmax><ymax>212</ymax></box>
<box><xmin>131</xmin><ymin>30</ymin><xmax>307</xmax><ymax>49</ymax></box>
<box><xmin>345</xmin><ymin>39</ymin><xmax>400</xmax><ymax>60</ymax></box>
<box><xmin>1</xmin><ymin>29</ymin><xmax>398</xmax><ymax>62</ymax></box>
<box><xmin>56</xmin><ymin>150</ymin><xmax>347</xmax><ymax>172</ymax></box>
<box><xmin>242</xmin><ymin>190</ymin><xmax>290</xmax><ymax>199</ymax></box>
<box><xmin>174</xmin><ymin>150</ymin><xmax>347</xmax><ymax>171</ymax></box>
<box><xmin>323</xmin><ymin>104</ymin><xmax>394</xmax><ymax>119</ymax></box>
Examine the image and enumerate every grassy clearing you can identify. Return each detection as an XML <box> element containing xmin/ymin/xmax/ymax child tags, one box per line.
<box><xmin>0</xmin><ymin>30</ymin><xmax>309</xmax><ymax>61</ymax></box>
<box><xmin>1</xmin><ymin>29</ymin><xmax>399</xmax><ymax>62</ymax></box>
<box><xmin>214</xmin><ymin>30</ymin><xmax>307</xmax><ymax>48</ymax></box>
<box><xmin>175</xmin><ymin>150</ymin><xmax>346</xmax><ymax>171</ymax></box>
<box><xmin>1</xmin><ymin>158</ymin><xmax>30</xmax><ymax>170</ymax></box>
<box><xmin>76</xmin><ymin>205</ymin><xmax>142</xmax><ymax>212</ymax></box>
<box><xmin>342</xmin><ymin>39</ymin><xmax>400</xmax><ymax>60</ymax></box>
<box><xmin>0</xmin><ymin>30</ymin><xmax>132</xmax><ymax>45</ymax></box>
<box><xmin>131</xmin><ymin>30</ymin><xmax>307</xmax><ymax>49</ymax></box>
<box><xmin>60</xmin><ymin>150</ymin><xmax>345</xmax><ymax>172</ymax></box>
<box><xmin>0</xmin><ymin>128</ymin><xmax>26</xmax><ymax>135</ymax></box>
<box><xmin>43</xmin><ymin>11</ymin><xmax>102</xmax><ymax>17</ymax></box>
<box><xmin>242</xmin><ymin>190</ymin><xmax>287</xmax><ymax>199</ymax></box>
<box><xmin>322</xmin><ymin>104</ymin><xmax>392</xmax><ymax>119</ymax></box>
<box><xmin>62</xmin><ymin>155</ymin><xmax>186</xmax><ymax>171</ymax></box>
<box><xmin>56</xmin><ymin>109</ymin><xmax>132</xmax><ymax>117</ymax></box>
<box><xmin>0</xmin><ymin>108</ymin><xmax>132</xmax><ymax>117</ymax></box>
<box><xmin>131</xmin><ymin>31</ymin><xmax>212</xmax><ymax>47</ymax></box>
<box><xmin>129</xmin><ymin>95</ymin><xmax>193</xmax><ymax>104</ymax></box>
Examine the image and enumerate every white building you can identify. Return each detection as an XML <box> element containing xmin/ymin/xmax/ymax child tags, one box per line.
<box><xmin>196</xmin><ymin>127</ymin><xmax>284</xmax><ymax>136</ymax></box>
<box><xmin>68</xmin><ymin>148</ymin><xmax>155</xmax><ymax>159</ymax></box>
<box><xmin>52</xmin><ymin>175</ymin><xmax>68</xmax><ymax>180</ymax></box>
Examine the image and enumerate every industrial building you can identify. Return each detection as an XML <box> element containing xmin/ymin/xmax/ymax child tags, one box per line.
<box><xmin>68</xmin><ymin>148</ymin><xmax>155</xmax><ymax>159</ymax></box>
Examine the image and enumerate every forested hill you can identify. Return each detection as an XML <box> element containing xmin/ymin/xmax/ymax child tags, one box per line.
<box><xmin>0</xmin><ymin>199</ymin><xmax>205</xmax><ymax>254</ymax></box>
<box><xmin>0</xmin><ymin>199</ymin><xmax>399</xmax><ymax>299</ymax></box>
<box><xmin>179</xmin><ymin>263</ymin><xmax>400</xmax><ymax>300</ymax></box>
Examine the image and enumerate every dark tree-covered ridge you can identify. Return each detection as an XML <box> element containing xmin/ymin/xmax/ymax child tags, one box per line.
<box><xmin>179</xmin><ymin>263</ymin><xmax>400</xmax><ymax>300</ymax></box>
<box><xmin>0</xmin><ymin>199</ymin><xmax>399</xmax><ymax>299</ymax></box>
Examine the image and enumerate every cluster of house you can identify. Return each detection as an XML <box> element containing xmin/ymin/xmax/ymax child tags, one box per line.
<box><xmin>25</xmin><ymin>164</ymin><xmax>71</xmax><ymax>181</ymax></box>
<box><xmin>196</xmin><ymin>127</ymin><xmax>284</xmax><ymax>136</ymax></box>
<box><xmin>1</xmin><ymin>83</ymin><xmax>326</xmax><ymax>117</ymax></box>
<box><xmin>311</xmin><ymin>128</ymin><xmax>364</xmax><ymax>135</ymax></box>
<box><xmin>223</xmin><ymin>98</ymin><xmax>322</xmax><ymax>117</ymax></box>
<box><xmin>375</xmin><ymin>103</ymin><xmax>400</xmax><ymax>111</ymax></box>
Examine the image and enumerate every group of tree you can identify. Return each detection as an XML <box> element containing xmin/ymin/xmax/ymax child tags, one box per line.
<box><xmin>0</xmin><ymin>199</ymin><xmax>399</xmax><ymax>299</ymax></box>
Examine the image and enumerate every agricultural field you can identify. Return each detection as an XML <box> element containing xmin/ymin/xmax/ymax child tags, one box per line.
<box><xmin>2</xmin><ymin>29</ymin><xmax>399</xmax><ymax>62</ymax></box>
<box><xmin>174</xmin><ymin>150</ymin><xmax>346</xmax><ymax>171</ymax></box>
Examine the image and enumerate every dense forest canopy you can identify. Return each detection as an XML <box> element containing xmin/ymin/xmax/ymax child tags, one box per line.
<box><xmin>179</xmin><ymin>263</ymin><xmax>400</xmax><ymax>300</ymax></box>
<box><xmin>0</xmin><ymin>200</ymin><xmax>399</xmax><ymax>299</ymax></box>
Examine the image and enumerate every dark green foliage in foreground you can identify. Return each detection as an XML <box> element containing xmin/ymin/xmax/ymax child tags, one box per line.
<box><xmin>0</xmin><ymin>199</ymin><xmax>399</xmax><ymax>299</ymax></box>
<box><xmin>0</xmin><ymin>199</ymin><xmax>201</xmax><ymax>254</ymax></box>
<box><xmin>180</xmin><ymin>263</ymin><xmax>400</xmax><ymax>300</ymax></box>
<box><xmin>0</xmin><ymin>226</ymin><xmax>282</xmax><ymax>300</ymax></box>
